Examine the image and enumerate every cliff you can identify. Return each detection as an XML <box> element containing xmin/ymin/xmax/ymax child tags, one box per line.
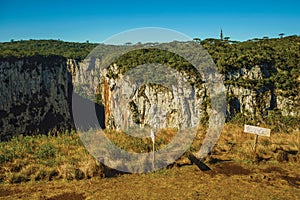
<box><xmin>92</xmin><ymin>62</ymin><xmax>299</xmax><ymax>131</ymax></box>
<box><xmin>0</xmin><ymin>55</ymin><xmax>73</xmax><ymax>140</ymax></box>
<box><xmin>225</xmin><ymin>64</ymin><xmax>300</xmax><ymax>119</ymax></box>
<box><xmin>98</xmin><ymin>64</ymin><xmax>207</xmax><ymax>130</ymax></box>
<box><xmin>0</xmin><ymin>41</ymin><xmax>299</xmax><ymax>140</ymax></box>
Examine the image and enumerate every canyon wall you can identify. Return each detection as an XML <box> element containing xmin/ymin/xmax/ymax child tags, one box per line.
<box><xmin>0</xmin><ymin>56</ymin><xmax>73</xmax><ymax>140</ymax></box>
<box><xmin>0</xmin><ymin>56</ymin><xmax>299</xmax><ymax>140</ymax></box>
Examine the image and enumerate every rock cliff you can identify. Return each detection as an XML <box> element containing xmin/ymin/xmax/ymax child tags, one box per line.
<box><xmin>225</xmin><ymin>64</ymin><xmax>300</xmax><ymax>119</ymax></box>
<box><xmin>0</xmin><ymin>53</ymin><xmax>299</xmax><ymax>140</ymax></box>
<box><xmin>99</xmin><ymin>64</ymin><xmax>207</xmax><ymax>131</ymax></box>
<box><xmin>0</xmin><ymin>55</ymin><xmax>73</xmax><ymax>140</ymax></box>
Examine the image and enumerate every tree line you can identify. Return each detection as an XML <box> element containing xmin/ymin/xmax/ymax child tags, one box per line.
<box><xmin>0</xmin><ymin>36</ymin><xmax>299</xmax><ymax>97</ymax></box>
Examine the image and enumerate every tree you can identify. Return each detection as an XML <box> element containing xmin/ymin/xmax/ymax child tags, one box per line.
<box><xmin>252</xmin><ymin>38</ymin><xmax>261</xmax><ymax>42</ymax></box>
<box><xmin>224</xmin><ymin>36</ymin><xmax>230</xmax><ymax>41</ymax></box>
<box><xmin>193</xmin><ymin>38</ymin><xmax>201</xmax><ymax>43</ymax></box>
<box><xmin>279</xmin><ymin>33</ymin><xmax>285</xmax><ymax>38</ymax></box>
<box><xmin>220</xmin><ymin>28</ymin><xmax>223</xmax><ymax>41</ymax></box>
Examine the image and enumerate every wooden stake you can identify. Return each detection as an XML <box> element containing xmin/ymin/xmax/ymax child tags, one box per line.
<box><xmin>151</xmin><ymin>129</ymin><xmax>155</xmax><ymax>170</ymax></box>
<box><xmin>152</xmin><ymin>141</ymin><xmax>155</xmax><ymax>170</ymax></box>
<box><xmin>297</xmin><ymin>129</ymin><xmax>300</xmax><ymax>153</ymax></box>
<box><xmin>253</xmin><ymin>134</ymin><xmax>259</xmax><ymax>152</ymax></box>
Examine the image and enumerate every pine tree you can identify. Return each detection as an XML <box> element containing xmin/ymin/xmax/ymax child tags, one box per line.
<box><xmin>220</xmin><ymin>28</ymin><xmax>223</xmax><ymax>41</ymax></box>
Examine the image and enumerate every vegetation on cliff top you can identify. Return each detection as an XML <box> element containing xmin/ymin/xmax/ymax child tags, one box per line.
<box><xmin>0</xmin><ymin>36</ymin><xmax>299</xmax><ymax>77</ymax></box>
<box><xmin>202</xmin><ymin>36</ymin><xmax>300</xmax><ymax>96</ymax></box>
<box><xmin>1</xmin><ymin>36</ymin><xmax>299</xmax><ymax>73</ymax></box>
<box><xmin>0</xmin><ymin>39</ymin><xmax>97</xmax><ymax>60</ymax></box>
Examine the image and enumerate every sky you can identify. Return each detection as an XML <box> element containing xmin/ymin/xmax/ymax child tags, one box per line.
<box><xmin>0</xmin><ymin>0</ymin><xmax>299</xmax><ymax>43</ymax></box>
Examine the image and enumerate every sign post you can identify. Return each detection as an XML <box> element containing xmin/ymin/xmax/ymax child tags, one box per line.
<box><xmin>253</xmin><ymin>135</ymin><xmax>259</xmax><ymax>152</ymax></box>
<box><xmin>244</xmin><ymin>125</ymin><xmax>271</xmax><ymax>153</ymax></box>
<box><xmin>150</xmin><ymin>129</ymin><xmax>155</xmax><ymax>170</ymax></box>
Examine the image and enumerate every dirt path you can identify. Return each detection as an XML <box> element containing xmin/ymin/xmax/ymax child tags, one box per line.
<box><xmin>1</xmin><ymin>162</ymin><xmax>299</xmax><ymax>200</ymax></box>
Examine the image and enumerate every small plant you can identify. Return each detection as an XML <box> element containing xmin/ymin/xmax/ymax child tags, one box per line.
<box><xmin>36</xmin><ymin>143</ymin><xmax>57</xmax><ymax>159</ymax></box>
<box><xmin>0</xmin><ymin>146</ymin><xmax>15</xmax><ymax>163</ymax></box>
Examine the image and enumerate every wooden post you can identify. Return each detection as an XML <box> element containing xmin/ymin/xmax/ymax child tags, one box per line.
<box><xmin>297</xmin><ymin>129</ymin><xmax>300</xmax><ymax>154</ymax></box>
<box><xmin>150</xmin><ymin>129</ymin><xmax>155</xmax><ymax>170</ymax></box>
<box><xmin>253</xmin><ymin>135</ymin><xmax>259</xmax><ymax>153</ymax></box>
<box><xmin>152</xmin><ymin>141</ymin><xmax>155</xmax><ymax>170</ymax></box>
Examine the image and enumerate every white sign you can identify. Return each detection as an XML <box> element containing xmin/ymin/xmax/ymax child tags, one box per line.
<box><xmin>244</xmin><ymin>125</ymin><xmax>271</xmax><ymax>137</ymax></box>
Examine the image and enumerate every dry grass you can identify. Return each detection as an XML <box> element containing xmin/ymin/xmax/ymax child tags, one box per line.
<box><xmin>0</xmin><ymin>131</ymin><xmax>103</xmax><ymax>184</ymax></box>
<box><xmin>211</xmin><ymin>124</ymin><xmax>300</xmax><ymax>163</ymax></box>
<box><xmin>0</xmin><ymin>123</ymin><xmax>299</xmax><ymax>185</ymax></box>
<box><xmin>1</xmin><ymin>162</ymin><xmax>300</xmax><ymax>200</ymax></box>
<box><xmin>103</xmin><ymin>128</ymin><xmax>179</xmax><ymax>153</ymax></box>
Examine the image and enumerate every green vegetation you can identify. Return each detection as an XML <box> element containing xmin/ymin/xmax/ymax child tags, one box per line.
<box><xmin>0</xmin><ymin>39</ymin><xmax>97</xmax><ymax>60</ymax></box>
<box><xmin>0</xmin><ymin>128</ymin><xmax>184</xmax><ymax>183</ymax></box>
<box><xmin>201</xmin><ymin>35</ymin><xmax>300</xmax><ymax>97</ymax></box>
<box><xmin>230</xmin><ymin>111</ymin><xmax>300</xmax><ymax>133</ymax></box>
<box><xmin>1</xmin><ymin>37</ymin><xmax>299</xmax><ymax>92</ymax></box>
<box><xmin>110</xmin><ymin>48</ymin><xmax>203</xmax><ymax>87</ymax></box>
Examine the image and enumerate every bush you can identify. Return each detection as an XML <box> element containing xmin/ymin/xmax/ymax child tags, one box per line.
<box><xmin>36</xmin><ymin>143</ymin><xmax>57</xmax><ymax>159</ymax></box>
<box><xmin>265</xmin><ymin>110</ymin><xmax>300</xmax><ymax>133</ymax></box>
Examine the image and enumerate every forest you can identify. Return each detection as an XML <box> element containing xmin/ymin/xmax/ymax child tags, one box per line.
<box><xmin>1</xmin><ymin>36</ymin><xmax>299</xmax><ymax>71</ymax></box>
<box><xmin>1</xmin><ymin>36</ymin><xmax>299</xmax><ymax>97</ymax></box>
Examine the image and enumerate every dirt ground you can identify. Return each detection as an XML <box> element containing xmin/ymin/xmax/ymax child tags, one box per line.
<box><xmin>0</xmin><ymin>161</ymin><xmax>299</xmax><ymax>200</ymax></box>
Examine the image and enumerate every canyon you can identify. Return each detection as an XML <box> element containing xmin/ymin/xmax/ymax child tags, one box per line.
<box><xmin>0</xmin><ymin>53</ymin><xmax>299</xmax><ymax>140</ymax></box>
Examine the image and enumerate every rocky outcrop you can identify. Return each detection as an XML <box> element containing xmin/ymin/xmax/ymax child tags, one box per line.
<box><xmin>225</xmin><ymin>64</ymin><xmax>299</xmax><ymax>119</ymax></box>
<box><xmin>100</xmin><ymin>67</ymin><xmax>206</xmax><ymax>130</ymax></box>
<box><xmin>277</xmin><ymin>95</ymin><xmax>300</xmax><ymax>117</ymax></box>
<box><xmin>0</xmin><ymin>55</ymin><xmax>73</xmax><ymax>140</ymax></box>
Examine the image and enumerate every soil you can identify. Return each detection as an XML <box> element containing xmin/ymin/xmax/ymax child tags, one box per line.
<box><xmin>0</xmin><ymin>161</ymin><xmax>299</xmax><ymax>200</ymax></box>
<box><xmin>213</xmin><ymin>163</ymin><xmax>252</xmax><ymax>176</ymax></box>
<box><xmin>47</xmin><ymin>192</ymin><xmax>86</xmax><ymax>200</ymax></box>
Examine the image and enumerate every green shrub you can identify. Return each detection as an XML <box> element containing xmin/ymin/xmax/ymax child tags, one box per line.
<box><xmin>36</xmin><ymin>143</ymin><xmax>57</xmax><ymax>159</ymax></box>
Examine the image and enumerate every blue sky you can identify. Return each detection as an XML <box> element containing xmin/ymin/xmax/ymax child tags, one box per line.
<box><xmin>0</xmin><ymin>0</ymin><xmax>299</xmax><ymax>43</ymax></box>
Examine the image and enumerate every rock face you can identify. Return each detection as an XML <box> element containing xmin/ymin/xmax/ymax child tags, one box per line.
<box><xmin>225</xmin><ymin>64</ymin><xmax>300</xmax><ymax>118</ymax></box>
<box><xmin>0</xmin><ymin>56</ymin><xmax>73</xmax><ymax>140</ymax></box>
<box><xmin>91</xmin><ymin>63</ymin><xmax>299</xmax><ymax>131</ymax></box>
<box><xmin>0</xmin><ymin>56</ymin><xmax>299</xmax><ymax>140</ymax></box>
<box><xmin>226</xmin><ymin>64</ymin><xmax>275</xmax><ymax>118</ymax></box>
<box><xmin>100</xmin><ymin>68</ymin><xmax>206</xmax><ymax>130</ymax></box>
<box><xmin>71</xmin><ymin>59</ymin><xmax>208</xmax><ymax>131</ymax></box>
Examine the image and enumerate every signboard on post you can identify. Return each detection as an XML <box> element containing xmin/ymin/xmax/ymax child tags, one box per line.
<box><xmin>244</xmin><ymin>125</ymin><xmax>271</xmax><ymax>137</ymax></box>
<box><xmin>244</xmin><ymin>125</ymin><xmax>271</xmax><ymax>152</ymax></box>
